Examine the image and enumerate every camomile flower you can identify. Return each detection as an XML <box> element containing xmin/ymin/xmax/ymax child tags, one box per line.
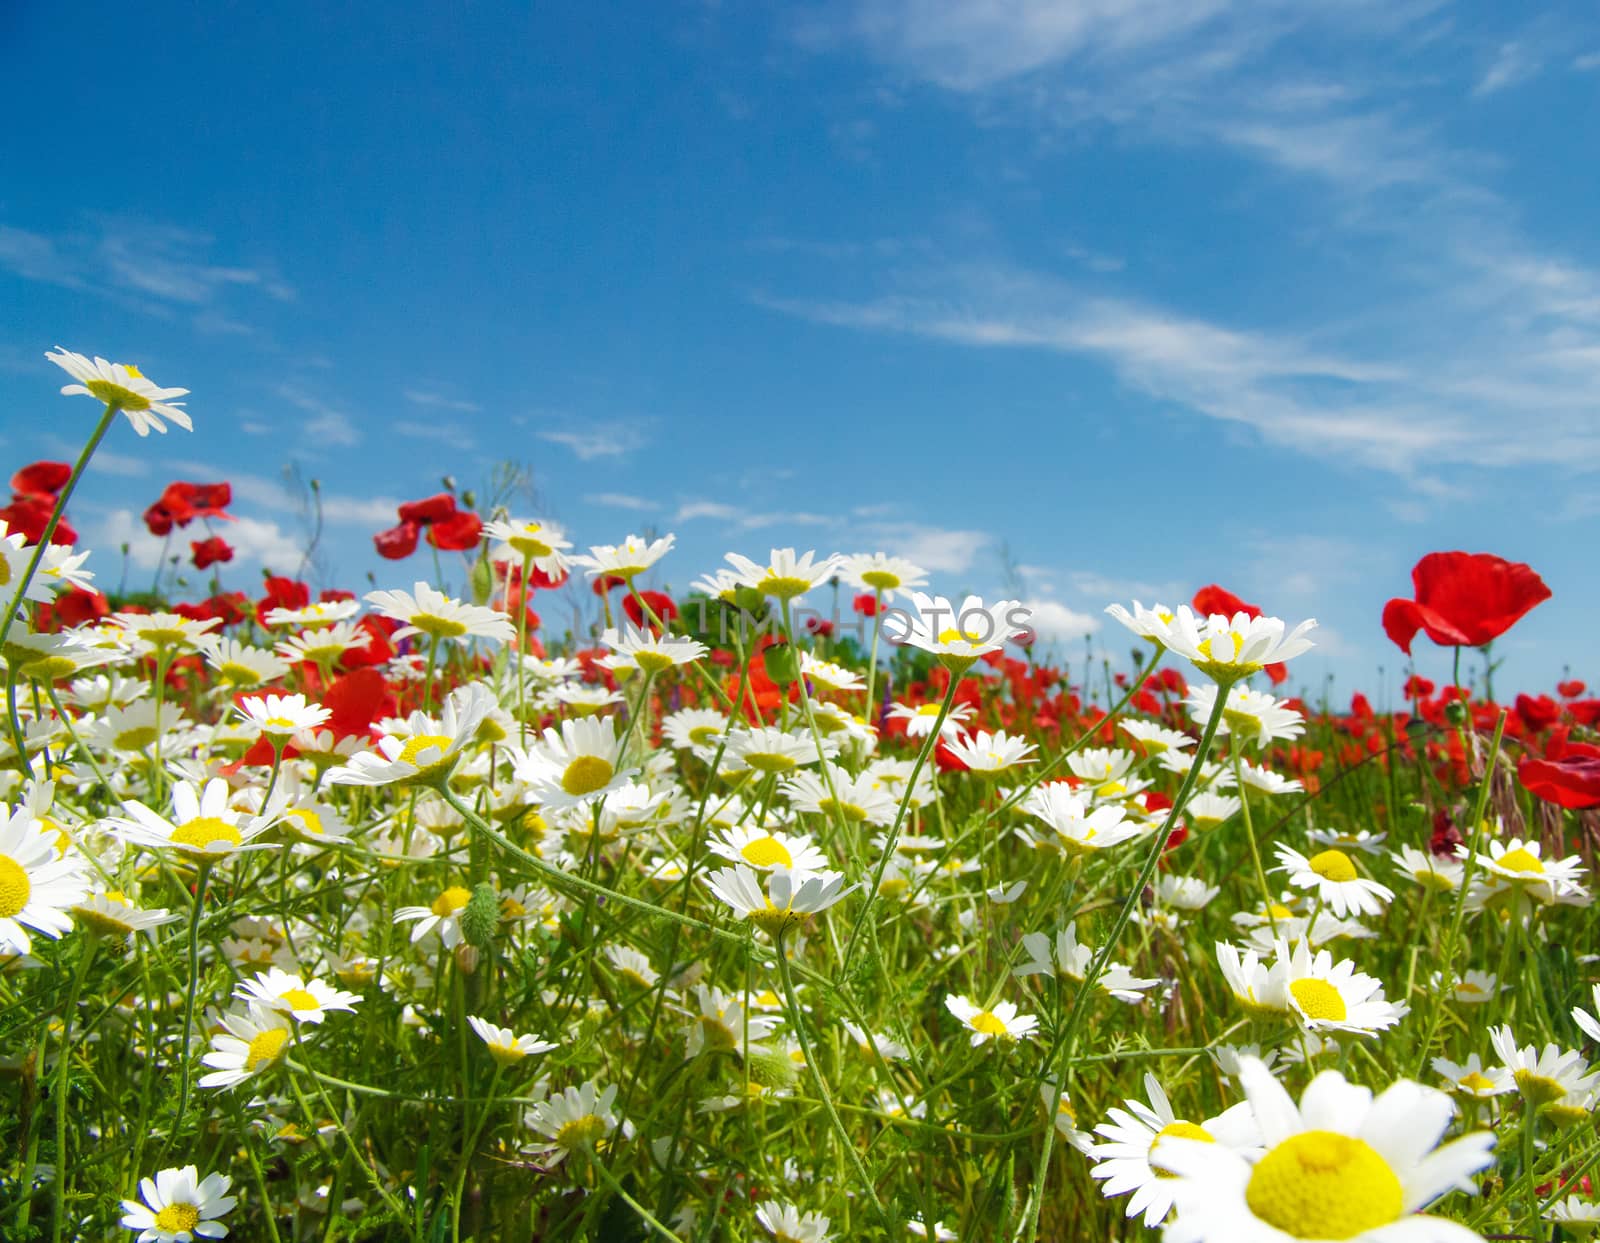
<box><xmin>1432</xmin><ymin>1053</ymin><xmax>1514</xmax><ymax>1100</ymax></box>
<box><xmin>110</xmin><ymin>611</ymin><xmax>222</xmax><ymax>652</ymax></box>
<box><xmin>597</xmin><ymin>626</ymin><xmax>707</xmax><ymax>675</ymax></box>
<box><xmin>198</xmin><ymin>638</ymin><xmax>292</xmax><ymax>689</ymax></box>
<box><xmin>661</xmin><ymin>708</ymin><xmax>728</xmax><ymax>751</ymax></box>
<box><xmin>603</xmin><ymin>944</ymin><xmax>660</xmax><ymax>988</ymax></box>
<box><xmin>395</xmin><ymin>884</ymin><xmax>473</xmax><ymax>948</ymax></box>
<box><xmin>0</xmin><ymin>802</ymin><xmax>88</xmax><ymax>954</ymax></box>
<box><xmin>1393</xmin><ymin>845</ymin><xmax>1464</xmax><ymax>893</ymax></box>
<box><xmin>47</xmin><ymin>347</ymin><xmax>192</xmax><ymax>436</ymax></box>
<box><xmin>197</xmin><ymin>1004</ymin><xmax>294</xmax><ymax>1090</ymax></box>
<box><xmin>262</xmin><ymin>599</ymin><xmax>361</xmax><ymax>630</ymax></box>
<box><xmin>837</xmin><ymin>552</ymin><xmax>928</xmax><ymax>600</ymax></box>
<box><xmin>1120</xmin><ymin>719</ymin><xmax>1196</xmax><ymax>755</ymax></box>
<box><xmin>106</xmin><ymin>778</ymin><xmax>278</xmax><ymax>864</ymax></box>
<box><xmin>905</xmin><ymin>1217</ymin><xmax>956</xmax><ymax>1241</ymax></box>
<box><xmin>1089</xmin><ymin>1072</ymin><xmax>1262</xmax><ymax>1228</ymax></box>
<box><xmin>1440</xmin><ymin>969</ymin><xmax>1502</xmax><ymax>1005</ymax></box>
<box><xmin>1490</xmin><ymin>1026</ymin><xmax>1600</xmax><ymax>1106</ymax></box>
<box><xmin>1042</xmin><ymin>1078</ymin><xmax>1097</xmax><ymax>1153</ymax></box>
<box><xmin>1276</xmin><ymin>937</ymin><xmax>1404</xmax><ymax>1037</ymax></box>
<box><xmin>1014</xmin><ymin>923</ymin><xmax>1161</xmax><ymax>1002</ymax></box>
<box><xmin>325</xmin><ymin>683</ymin><xmax>496</xmax><ymax>789</ymax></box>
<box><xmin>723</xmin><ymin>548</ymin><xmax>838</xmax><ymax>601</ymax></box>
<box><xmin>723</xmin><ymin>726</ymin><xmax>835</xmax><ymax>775</ymax></box>
<box><xmin>537</xmin><ymin>682</ymin><xmax>625</xmax><ymax>716</ymax></box>
<box><xmin>364</xmin><ymin>582</ymin><xmax>515</xmax><ymax>646</ymax></box>
<box><xmin>69</xmin><ymin>890</ymin><xmax>179</xmax><ymax>946</ymax></box>
<box><xmin>1020</xmin><ymin>785</ymin><xmax>1143</xmax><ymax>855</ymax></box>
<box><xmin>1185</xmin><ymin>791</ymin><xmax>1242</xmax><ymax>832</ymax></box>
<box><xmin>524</xmin><ymin>1080</ymin><xmax>630</xmax><ymax>1164</ymax></box>
<box><xmin>483</xmin><ymin>517</ymin><xmax>573</xmax><ymax>576</ymax></box>
<box><xmin>1574</xmin><ymin>983</ymin><xmax>1600</xmax><ymax>1044</ymax></box>
<box><xmin>119</xmin><ymin>1164</ymin><xmax>236</xmax><ymax>1242</ymax></box>
<box><xmin>1274</xmin><ymin>844</ymin><xmax>1394</xmax><ymax>918</ymax></box>
<box><xmin>944</xmin><ymin>994</ymin><xmax>1038</xmax><ymax>1046</ymax></box>
<box><xmin>798</xmin><ymin>652</ymin><xmax>862</xmax><ymax>693</ymax></box>
<box><xmin>466</xmin><ymin>1015</ymin><xmax>557</xmax><ymax>1067</ymax></box>
<box><xmin>516</xmin><ymin>716</ymin><xmax>636</xmax><ymax>810</ymax></box>
<box><xmin>708</xmin><ymin>825</ymin><xmax>829</xmax><ymax>873</ymax></box>
<box><xmin>755</xmin><ymin>1201</ymin><xmax>833</xmax><ymax>1243</ymax></box>
<box><xmin>574</xmin><ymin>534</ymin><xmax>675</xmax><ymax>582</ymax></box>
<box><xmin>1187</xmin><ymin>684</ymin><xmax>1305</xmax><ymax>748</ymax></box>
<box><xmin>886</xmin><ymin>699</ymin><xmax>974</xmax><ymax>740</ymax></box>
<box><xmin>1064</xmin><ymin>747</ymin><xmax>1145</xmax><ymax>799</ymax></box>
<box><xmin>273</xmin><ymin>622</ymin><xmax>365</xmax><ymax>668</ymax></box>
<box><xmin>944</xmin><ymin>729</ymin><xmax>1036</xmax><ymax>775</ymax></box>
<box><xmin>1465</xmin><ymin>837</ymin><xmax>1589</xmax><ymax>908</ymax></box>
<box><xmin>1547</xmin><ymin>1196</ymin><xmax>1600</xmax><ymax>1238</ymax></box>
<box><xmin>1145</xmin><ymin>604</ymin><xmax>1318</xmax><ymax>683</ymax></box>
<box><xmin>782</xmin><ymin>765</ymin><xmax>898</xmax><ymax>826</ymax></box>
<box><xmin>1235</xmin><ymin>762</ymin><xmax>1304</xmax><ymax>797</ymax></box>
<box><xmin>1158</xmin><ymin>875</ymin><xmax>1221</xmax><ymax>911</ymax></box>
<box><xmin>1216</xmin><ymin>942</ymin><xmax>1290</xmax><ymax>1018</ymax></box>
<box><xmin>235</xmin><ymin>967</ymin><xmax>360</xmax><ymax>1025</ymax></box>
<box><xmin>235</xmin><ymin>693</ymin><xmax>332</xmax><ymax>739</ymax></box>
<box><xmin>840</xmin><ymin>1018</ymin><xmax>909</xmax><ymax>1062</ymax></box>
<box><xmin>887</xmin><ymin>592</ymin><xmax>1025</xmax><ymax>671</ymax></box>
<box><xmin>1306</xmin><ymin>826</ymin><xmax>1387</xmax><ymax>855</ymax></box>
<box><xmin>1104</xmin><ymin>600</ymin><xmax>1181</xmax><ymax>643</ymax></box>
<box><xmin>683</xmin><ymin>983</ymin><xmax>780</xmax><ymax>1057</ymax></box>
<box><xmin>703</xmin><ymin>864</ymin><xmax>853</xmax><ymax>937</ymax></box>
<box><xmin>1159</xmin><ymin>1057</ymin><xmax>1495</xmax><ymax>1243</ymax></box>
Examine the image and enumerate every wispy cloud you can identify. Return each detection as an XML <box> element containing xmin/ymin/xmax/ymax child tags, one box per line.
<box><xmin>1474</xmin><ymin>41</ymin><xmax>1541</xmax><ymax>96</ymax></box>
<box><xmin>276</xmin><ymin>385</ymin><xmax>361</xmax><ymax>447</ymax></box>
<box><xmin>403</xmin><ymin>389</ymin><xmax>481</xmax><ymax>413</ymax></box>
<box><xmin>539</xmin><ymin>421</ymin><xmax>648</xmax><ymax>461</ymax></box>
<box><xmin>585</xmin><ymin>492</ymin><xmax>657</xmax><ymax>511</ymax></box>
<box><xmin>394</xmin><ymin>420</ymin><xmax>476</xmax><ymax>448</ymax></box>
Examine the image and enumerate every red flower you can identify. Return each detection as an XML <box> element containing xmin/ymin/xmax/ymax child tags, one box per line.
<box><xmin>143</xmin><ymin>500</ymin><xmax>180</xmax><ymax>536</ymax></box>
<box><xmin>1382</xmin><ymin>552</ymin><xmax>1551</xmax><ymax>654</ymax></box>
<box><xmin>592</xmin><ymin>573</ymin><xmax>628</xmax><ymax>596</ymax></box>
<box><xmin>804</xmin><ymin>616</ymin><xmax>835</xmax><ymax>638</ymax></box>
<box><xmin>622</xmin><ymin>590</ymin><xmax>677</xmax><ymax>632</ymax></box>
<box><xmin>1429</xmin><ymin>811</ymin><xmax>1462</xmax><ymax>858</ymax></box>
<box><xmin>1403</xmin><ymin>675</ymin><xmax>1435</xmax><ymax>699</ymax></box>
<box><xmin>255</xmin><ymin>575</ymin><xmax>310</xmax><ymax>626</ymax></box>
<box><xmin>190</xmin><ymin>536</ymin><xmax>234</xmax><ymax>569</ymax></box>
<box><xmin>426</xmin><ymin>509</ymin><xmax>483</xmax><ymax>552</ymax></box>
<box><xmin>1515</xmin><ymin>693</ymin><xmax>1561</xmax><ymax>734</ymax></box>
<box><xmin>157</xmin><ymin>481</ymin><xmax>233</xmax><ymax>527</ymax></box>
<box><xmin>53</xmin><ymin>587</ymin><xmax>109</xmax><ymax>628</ymax></box>
<box><xmin>398</xmin><ymin>493</ymin><xmax>458</xmax><ymax>525</ymax></box>
<box><xmin>374</xmin><ymin>520</ymin><xmax>421</xmax><ymax>560</ymax></box>
<box><xmin>11</xmin><ymin>461</ymin><xmax>72</xmax><ymax>497</ymax></box>
<box><xmin>1192</xmin><ymin>584</ymin><xmax>1261</xmax><ymax>619</ymax></box>
<box><xmin>1519</xmin><ymin>740</ymin><xmax>1600</xmax><ymax>810</ymax></box>
<box><xmin>852</xmin><ymin>593</ymin><xmax>880</xmax><ymax>617</ymax></box>
<box><xmin>1558</xmin><ymin>679</ymin><xmax>1587</xmax><ymax>699</ymax></box>
<box><xmin>0</xmin><ymin>493</ymin><xmax>74</xmax><ymax>544</ymax></box>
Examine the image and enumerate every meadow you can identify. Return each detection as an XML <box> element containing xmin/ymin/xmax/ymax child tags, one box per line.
<box><xmin>2</xmin><ymin>349</ymin><xmax>1598</xmax><ymax>1242</ymax></box>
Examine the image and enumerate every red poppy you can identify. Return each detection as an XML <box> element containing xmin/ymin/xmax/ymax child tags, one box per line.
<box><xmin>320</xmin><ymin>589</ymin><xmax>356</xmax><ymax>604</ymax></box>
<box><xmin>255</xmin><ymin>575</ymin><xmax>310</xmax><ymax>626</ymax></box>
<box><xmin>204</xmin><ymin>592</ymin><xmax>252</xmax><ymax>627</ymax></box>
<box><xmin>592</xmin><ymin>573</ymin><xmax>628</xmax><ymax>596</ymax></box>
<box><xmin>398</xmin><ymin>493</ymin><xmax>458</xmax><ymax>525</ymax></box>
<box><xmin>1192</xmin><ymin>584</ymin><xmax>1260</xmax><ymax>619</ymax></box>
<box><xmin>1403</xmin><ymin>675</ymin><xmax>1435</xmax><ymax>700</ymax></box>
<box><xmin>0</xmin><ymin>493</ymin><xmax>74</xmax><ymax>544</ymax></box>
<box><xmin>1558</xmin><ymin>680</ymin><xmax>1587</xmax><ymax>699</ymax></box>
<box><xmin>622</xmin><ymin>590</ymin><xmax>677</xmax><ymax>632</ymax></box>
<box><xmin>11</xmin><ymin>461</ymin><xmax>72</xmax><ymax>497</ymax></box>
<box><xmin>804</xmin><ymin>616</ymin><xmax>835</xmax><ymax>638</ymax></box>
<box><xmin>157</xmin><ymin>481</ymin><xmax>233</xmax><ymax>526</ymax></box>
<box><xmin>1382</xmin><ymin>552</ymin><xmax>1551</xmax><ymax>654</ymax></box>
<box><xmin>191</xmin><ymin>536</ymin><xmax>234</xmax><ymax>569</ymax></box>
<box><xmin>852</xmin><ymin>592</ymin><xmax>880</xmax><ymax>617</ymax></box>
<box><xmin>374</xmin><ymin>520</ymin><xmax>421</xmax><ymax>560</ymax></box>
<box><xmin>53</xmin><ymin>587</ymin><xmax>109</xmax><ymax>628</ymax></box>
<box><xmin>1518</xmin><ymin>739</ymin><xmax>1600</xmax><ymax>810</ymax></box>
<box><xmin>143</xmin><ymin>499</ymin><xmax>181</xmax><ymax>536</ymax></box>
<box><xmin>1514</xmin><ymin>693</ymin><xmax>1561</xmax><ymax>734</ymax></box>
<box><xmin>426</xmin><ymin>509</ymin><xmax>483</xmax><ymax>552</ymax></box>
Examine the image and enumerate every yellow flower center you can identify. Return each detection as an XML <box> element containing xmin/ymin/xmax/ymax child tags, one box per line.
<box><xmin>0</xmin><ymin>856</ymin><xmax>31</xmax><ymax>918</ymax></box>
<box><xmin>511</xmin><ymin>526</ymin><xmax>554</xmax><ymax>557</ymax></box>
<box><xmin>1244</xmin><ymin>1130</ymin><xmax>1402</xmax><ymax>1238</ymax></box>
<box><xmin>743</xmin><ymin>752</ymin><xmax>798</xmax><ymax>774</ymax></box>
<box><xmin>687</xmin><ymin>724</ymin><xmax>720</xmax><ymax>745</ymax></box>
<box><xmin>555</xmin><ymin>1114</ymin><xmax>608</xmax><ymax>1149</ymax></box>
<box><xmin>263</xmin><ymin>715</ymin><xmax>298</xmax><ymax>732</ymax></box>
<box><xmin>1459</xmin><ymin>1071</ymin><xmax>1498</xmax><ymax>1093</ymax></box>
<box><xmin>1308</xmin><ymin>849</ymin><xmax>1358</xmax><ymax>883</ymax></box>
<box><xmin>1514</xmin><ymin>1069</ymin><xmax>1568</xmax><ymax>1107</ymax></box>
<box><xmin>170</xmin><ymin>816</ymin><xmax>242</xmax><ymax>851</ymax></box>
<box><xmin>759</xmin><ymin>573</ymin><xmax>813</xmax><ymax>600</ymax></box>
<box><xmin>560</xmin><ymin>754</ymin><xmax>615</xmax><ymax>797</ymax></box>
<box><xmin>633</xmin><ymin>650</ymin><xmax>677</xmax><ymax>676</ymax></box>
<box><xmin>936</xmin><ymin>626</ymin><xmax>985</xmax><ymax>647</ymax></box>
<box><xmin>968</xmin><ymin>1010</ymin><xmax>1010</xmax><ymax>1037</ymax></box>
<box><xmin>154</xmin><ymin>1203</ymin><xmax>201</xmax><ymax>1232</ymax></box>
<box><xmin>431</xmin><ymin>886</ymin><xmax>472</xmax><ymax>917</ymax></box>
<box><xmin>1266</xmin><ymin>902</ymin><xmax>1296</xmax><ymax>921</ymax></box>
<box><xmin>398</xmin><ymin>733</ymin><xmax>453</xmax><ymax>766</ymax></box>
<box><xmin>219</xmin><ymin>662</ymin><xmax>263</xmax><ymax>687</ymax></box>
<box><xmin>286</xmin><ymin>808</ymin><xmax>324</xmax><ymax>836</ymax></box>
<box><xmin>245</xmin><ymin>1026</ymin><xmax>290</xmax><ymax>1071</ymax></box>
<box><xmin>1149</xmin><ymin>1120</ymin><xmax>1213</xmax><ymax>1177</ymax></box>
<box><xmin>1496</xmin><ymin>847</ymin><xmax>1544</xmax><ymax>874</ymax></box>
<box><xmin>113</xmin><ymin>726</ymin><xmax>160</xmax><ymax>751</ymax></box>
<box><xmin>859</xmin><ymin>569</ymin><xmax>900</xmax><ymax>590</ymax></box>
<box><xmin>85</xmin><ymin>377</ymin><xmax>152</xmax><ymax>411</ymax></box>
<box><xmin>409</xmin><ymin>613</ymin><xmax>469</xmax><ymax>639</ymax></box>
<box><xmin>488</xmin><ymin>1041</ymin><xmax>527</xmax><ymax>1067</ymax></box>
<box><xmin>1289</xmin><ymin>978</ymin><xmax>1347</xmax><ymax>1022</ymax></box>
<box><xmin>280</xmin><ymin>987</ymin><xmax>319</xmax><ymax>1011</ymax></box>
<box><xmin>741</xmin><ymin>837</ymin><xmax>792</xmax><ymax>868</ymax></box>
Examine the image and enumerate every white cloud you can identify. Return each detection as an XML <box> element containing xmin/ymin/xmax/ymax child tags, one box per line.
<box><xmin>1021</xmin><ymin>598</ymin><xmax>1100</xmax><ymax>641</ymax></box>
<box><xmin>858</xmin><ymin>521</ymin><xmax>991</xmax><ymax>574</ymax></box>
<box><xmin>403</xmin><ymin>389</ymin><xmax>481</xmax><ymax>413</ymax></box>
<box><xmin>675</xmin><ymin>500</ymin><xmax>742</xmax><ymax>522</ymax></box>
<box><xmin>394</xmin><ymin>420</ymin><xmax>476</xmax><ymax>448</ymax></box>
<box><xmin>539</xmin><ymin>421</ymin><xmax>647</xmax><ymax>460</ymax></box>
<box><xmin>585</xmin><ymin>492</ymin><xmax>656</xmax><ymax>511</ymax></box>
<box><xmin>96</xmin><ymin>507</ymin><xmax>303</xmax><ymax>573</ymax></box>
<box><xmin>1474</xmin><ymin>41</ymin><xmax>1540</xmax><ymax>96</ymax></box>
<box><xmin>276</xmin><ymin>385</ymin><xmax>361</xmax><ymax>447</ymax></box>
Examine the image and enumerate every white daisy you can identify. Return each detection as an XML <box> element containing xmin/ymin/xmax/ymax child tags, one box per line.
<box><xmin>1274</xmin><ymin>844</ymin><xmax>1394</xmax><ymax>918</ymax></box>
<box><xmin>466</xmin><ymin>1015</ymin><xmax>558</xmax><ymax>1067</ymax></box>
<box><xmin>524</xmin><ymin>1080</ymin><xmax>630</xmax><ymax>1164</ymax></box>
<box><xmin>0</xmin><ymin>802</ymin><xmax>87</xmax><ymax>954</ymax></box>
<box><xmin>1431</xmin><ymin>1054</ymin><xmax>1514</xmax><ymax>1100</ymax></box>
<box><xmin>944</xmin><ymin>729</ymin><xmax>1036</xmax><ymax>774</ymax></box>
<box><xmin>755</xmin><ymin>1200</ymin><xmax>833</xmax><ymax>1243</ymax></box>
<box><xmin>516</xmin><ymin>716</ymin><xmax>636</xmax><ymax>810</ymax></box>
<box><xmin>1490</xmin><ymin>1025</ymin><xmax>1600</xmax><ymax>1106</ymax></box>
<box><xmin>886</xmin><ymin>699</ymin><xmax>974</xmax><ymax>740</ymax></box>
<box><xmin>235</xmin><ymin>693</ymin><xmax>332</xmax><ymax>739</ymax></box>
<box><xmin>325</xmin><ymin>683</ymin><xmax>496</xmax><ymax>789</ymax></box>
<box><xmin>105</xmin><ymin>778</ymin><xmax>278</xmax><ymax>864</ymax></box>
<box><xmin>574</xmin><ymin>534</ymin><xmax>675</xmax><ymax>582</ymax></box>
<box><xmin>364</xmin><ymin>582</ymin><xmax>515</xmax><ymax>646</ymax></box>
<box><xmin>235</xmin><ymin>967</ymin><xmax>361</xmax><ymax>1025</ymax></box>
<box><xmin>1020</xmin><ymin>785</ymin><xmax>1143</xmax><ymax>855</ymax></box>
<box><xmin>197</xmin><ymin>1004</ymin><xmax>294</xmax><ymax>1090</ymax></box>
<box><xmin>837</xmin><ymin>552</ymin><xmax>928</xmax><ymax>600</ymax></box>
<box><xmin>47</xmin><ymin>348</ymin><xmax>192</xmax><ymax>437</ymax></box>
<box><xmin>597</xmin><ymin>625</ymin><xmax>707</xmax><ymax>675</ymax></box>
<box><xmin>1276</xmin><ymin>938</ymin><xmax>1404</xmax><ymax>1037</ymax></box>
<box><xmin>119</xmin><ymin>1164</ymin><xmax>236</xmax><ymax>1242</ymax></box>
<box><xmin>483</xmin><ymin>517</ymin><xmax>573</xmax><ymax>576</ymax></box>
<box><xmin>723</xmin><ymin>548</ymin><xmax>838</xmax><ymax>601</ymax></box>
<box><xmin>886</xmin><ymin>591</ymin><xmax>1026</xmax><ymax>671</ymax></box>
<box><xmin>1188</xmin><ymin>684</ymin><xmax>1305</xmax><ymax>748</ymax></box>
<box><xmin>703</xmin><ymin>865</ymin><xmax>854</xmax><ymax>938</ymax></box>
<box><xmin>944</xmin><ymin>994</ymin><xmax>1038</xmax><ymax>1046</ymax></box>
<box><xmin>707</xmin><ymin>825</ymin><xmax>830</xmax><ymax>873</ymax></box>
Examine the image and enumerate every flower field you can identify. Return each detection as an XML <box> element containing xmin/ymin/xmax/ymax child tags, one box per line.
<box><xmin>4</xmin><ymin>351</ymin><xmax>1600</xmax><ymax>1243</ymax></box>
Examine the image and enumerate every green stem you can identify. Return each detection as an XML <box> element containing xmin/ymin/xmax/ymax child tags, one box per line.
<box><xmin>170</xmin><ymin>863</ymin><xmax>212</xmax><ymax>1140</ymax></box>
<box><xmin>50</xmin><ymin>938</ymin><xmax>95</xmax><ymax>1243</ymax></box>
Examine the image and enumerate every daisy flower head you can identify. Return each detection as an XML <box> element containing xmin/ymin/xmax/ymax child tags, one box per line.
<box><xmin>1277</xmin><ymin>937</ymin><xmax>1404</xmax><ymax>1037</ymax></box>
<box><xmin>1491</xmin><ymin>1025</ymin><xmax>1600</xmax><ymax>1107</ymax></box>
<box><xmin>1159</xmin><ymin>1057</ymin><xmax>1495</xmax><ymax>1243</ymax></box>
<box><xmin>1014</xmin><ymin>923</ymin><xmax>1161</xmax><ymax>1002</ymax></box>
<box><xmin>703</xmin><ymin>864</ymin><xmax>854</xmax><ymax>938</ymax></box>
<box><xmin>0</xmin><ymin>801</ymin><xmax>87</xmax><ymax>954</ymax></box>
<box><xmin>944</xmin><ymin>728</ymin><xmax>1037</xmax><ymax>775</ymax></box>
<box><xmin>199</xmin><ymin>638</ymin><xmax>292</xmax><ymax>690</ymax></box>
<box><xmin>886</xmin><ymin>592</ymin><xmax>1026</xmax><ymax>672</ymax></box>
<box><xmin>574</xmin><ymin>533</ymin><xmax>675</xmax><ymax>582</ymax></box>
<box><xmin>597</xmin><ymin>625</ymin><xmax>707</xmax><ymax>676</ymax></box>
<box><xmin>1216</xmin><ymin>942</ymin><xmax>1290</xmax><ymax>1018</ymax></box>
<box><xmin>1152</xmin><ymin>604</ymin><xmax>1317</xmax><ymax>684</ymax></box>
<box><xmin>262</xmin><ymin>598</ymin><xmax>361</xmax><ymax>630</ymax></box>
<box><xmin>1274</xmin><ymin>844</ymin><xmax>1394</xmax><ymax>918</ymax></box>
<box><xmin>106</xmin><ymin>778</ymin><xmax>277</xmax><ymax>864</ymax></box>
<box><xmin>1393</xmin><ymin>845</ymin><xmax>1464</xmax><ymax>893</ymax></box>
<box><xmin>1465</xmin><ymin>837</ymin><xmax>1589</xmax><ymax>909</ymax></box>
<box><xmin>119</xmin><ymin>1165</ymin><xmax>236</xmax><ymax>1242</ymax></box>
<box><xmin>325</xmin><ymin>682</ymin><xmax>496</xmax><ymax>789</ymax></box>
<box><xmin>110</xmin><ymin>611</ymin><xmax>223</xmax><ymax>653</ymax></box>
<box><xmin>466</xmin><ymin>1015</ymin><xmax>558</xmax><ymax>1067</ymax></box>
<box><xmin>70</xmin><ymin>889</ymin><xmax>179</xmax><ymax>946</ymax></box>
<box><xmin>516</xmin><ymin>715</ymin><xmax>636</xmax><ymax>810</ymax></box>
<box><xmin>1105</xmin><ymin>599</ymin><xmax>1181</xmax><ymax>643</ymax></box>
<box><xmin>661</xmin><ymin>707</ymin><xmax>727</xmax><ymax>751</ymax></box>
<box><xmin>47</xmin><ymin>347</ymin><xmax>191</xmax><ymax>436</ymax></box>
<box><xmin>723</xmin><ymin>725</ymin><xmax>835</xmax><ymax>776</ymax></box>
<box><xmin>1089</xmin><ymin>1071</ymin><xmax>1262</xmax><ymax>1228</ymax></box>
<box><xmin>755</xmin><ymin>1200</ymin><xmax>833</xmax><ymax>1243</ymax></box>
<box><xmin>1547</xmin><ymin>1196</ymin><xmax>1600</xmax><ymax>1238</ymax></box>
<box><xmin>1021</xmin><ymin>785</ymin><xmax>1144</xmax><ymax>855</ymax></box>
<box><xmin>944</xmin><ymin>994</ymin><xmax>1038</xmax><ymax>1046</ymax></box>
<box><xmin>707</xmin><ymin>825</ymin><xmax>829</xmax><ymax>873</ymax></box>
<box><xmin>235</xmin><ymin>966</ymin><xmax>361</xmax><ymax>1025</ymax></box>
<box><xmin>483</xmin><ymin>517</ymin><xmax>572</xmax><ymax>575</ymax></box>
<box><xmin>723</xmin><ymin>547</ymin><xmax>839</xmax><ymax>601</ymax></box>
<box><xmin>395</xmin><ymin>883</ymin><xmax>474</xmax><ymax>947</ymax></box>
<box><xmin>235</xmin><ymin>692</ymin><xmax>332</xmax><ymax>739</ymax></box>
<box><xmin>837</xmin><ymin>552</ymin><xmax>928</xmax><ymax>600</ymax></box>
<box><xmin>797</xmin><ymin>652</ymin><xmax>863</xmax><ymax>693</ymax></box>
<box><xmin>363</xmin><ymin>581</ymin><xmax>515</xmax><ymax>646</ymax></box>
<box><xmin>1431</xmin><ymin>1053</ymin><xmax>1513</xmax><ymax>1100</ymax></box>
<box><xmin>1120</xmin><ymin>718</ymin><xmax>1197</xmax><ymax>755</ymax></box>
<box><xmin>1574</xmin><ymin>982</ymin><xmax>1600</xmax><ymax>1044</ymax></box>
<box><xmin>887</xmin><ymin>699</ymin><xmax>974</xmax><ymax>740</ymax></box>
<box><xmin>525</xmin><ymin>1080</ymin><xmax>630</xmax><ymax>1164</ymax></box>
<box><xmin>782</xmin><ymin>765</ymin><xmax>898</xmax><ymax>826</ymax></box>
<box><xmin>197</xmin><ymin>1004</ymin><xmax>294</xmax><ymax>1090</ymax></box>
<box><xmin>1188</xmin><ymin>684</ymin><xmax>1305</xmax><ymax>748</ymax></box>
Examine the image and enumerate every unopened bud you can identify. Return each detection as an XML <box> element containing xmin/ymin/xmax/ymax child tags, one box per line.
<box><xmin>453</xmin><ymin>943</ymin><xmax>481</xmax><ymax>975</ymax></box>
<box><xmin>746</xmin><ymin>1048</ymin><xmax>799</xmax><ymax>1090</ymax></box>
<box><xmin>461</xmin><ymin>882</ymin><xmax>500</xmax><ymax>950</ymax></box>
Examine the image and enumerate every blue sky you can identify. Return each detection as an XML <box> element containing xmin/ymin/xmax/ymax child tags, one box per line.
<box><xmin>3</xmin><ymin>1</ymin><xmax>1597</xmax><ymax>702</ymax></box>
